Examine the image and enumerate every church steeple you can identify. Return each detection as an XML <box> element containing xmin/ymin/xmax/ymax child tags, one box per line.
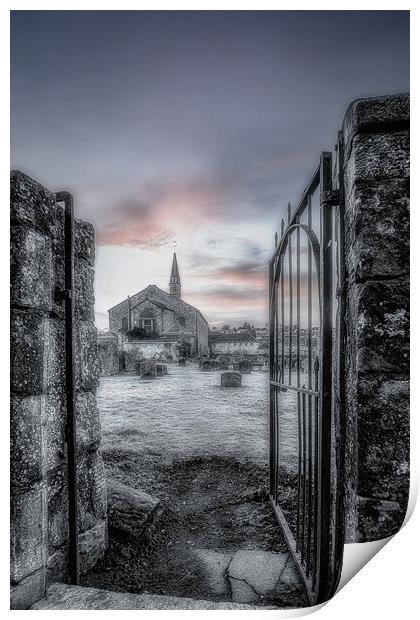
<box><xmin>169</xmin><ymin>252</ymin><xmax>181</xmax><ymax>299</ymax></box>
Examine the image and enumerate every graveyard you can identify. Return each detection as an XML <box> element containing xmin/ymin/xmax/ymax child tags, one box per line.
<box><xmin>81</xmin><ymin>361</ymin><xmax>307</xmax><ymax>606</ymax></box>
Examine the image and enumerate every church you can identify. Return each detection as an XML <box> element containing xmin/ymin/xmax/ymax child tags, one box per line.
<box><xmin>107</xmin><ymin>253</ymin><xmax>209</xmax><ymax>358</ymax></box>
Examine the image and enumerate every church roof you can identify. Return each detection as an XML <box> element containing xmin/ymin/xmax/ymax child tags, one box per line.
<box><xmin>170</xmin><ymin>252</ymin><xmax>180</xmax><ymax>279</ymax></box>
<box><xmin>107</xmin><ymin>285</ymin><xmax>208</xmax><ymax>325</ymax></box>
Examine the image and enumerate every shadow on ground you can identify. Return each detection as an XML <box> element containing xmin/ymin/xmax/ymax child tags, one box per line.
<box><xmin>82</xmin><ymin>452</ymin><xmax>307</xmax><ymax>608</ymax></box>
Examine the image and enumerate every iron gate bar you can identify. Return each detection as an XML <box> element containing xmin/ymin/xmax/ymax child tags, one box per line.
<box><xmin>270</xmin><ymin>382</ymin><xmax>318</xmax><ymax>397</ymax></box>
<box><xmin>331</xmin><ymin>130</ymin><xmax>346</xmax><ymax>594</ymax></box>
<box><xmin>55</xmin><ymin>191</ymin><xmax>80</xmax><ymax>586</ymax></box>
<box><xmin>269</xmin><ymin>149</ymin><xmax>344</xmax><ymax>605</ymax></box>
<box><xmin>315</xmin><ymin>152</ymin><xmax>334</xmax><ymax>602</ymax></box>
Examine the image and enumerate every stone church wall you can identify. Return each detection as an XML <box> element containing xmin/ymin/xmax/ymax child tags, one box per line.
<box><xmin>10</xmin><ymin>171</ymin><xmax>108</xmax><ymax>609</ymax></box>
<box><xmin>108</xmin><ymin>284</ymin><xmax>209</xmax><ymax>354</ymax></box>
<box><xmin>342</xmin><ymin>95</ymin><xmax>409</xmax><ymax>542</ymax></box>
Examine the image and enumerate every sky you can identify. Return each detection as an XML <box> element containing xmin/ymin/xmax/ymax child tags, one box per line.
<box><xmin>10</xmin><ymin>11</ymin><xmax>409</xmax><ymax>328</ymax></box>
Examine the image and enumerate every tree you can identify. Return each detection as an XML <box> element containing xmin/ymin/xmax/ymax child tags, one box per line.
<box><xmin>221</xmin><ymin>324</ymin><xmax>231</xmax><ymax>332</ymax></box>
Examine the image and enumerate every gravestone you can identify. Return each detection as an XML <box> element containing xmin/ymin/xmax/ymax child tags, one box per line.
<box><xmin>239</xmin><ymin>360</ymin><xmax>252</xmax><ymax>374</ymax></box>
<box><xmin>156</xmin><ymin>363</ymin><xmax>168</xmax><ymax>377</ymax></box>
<box><xmin>137</xmin><ymin>360</ymin><xmax>157</xmax><ymax>378</ymax></box>
<box><xmin>221</xmin><ymin>371</ymin><xmax>242</xmax><ymax>388</ymax></box>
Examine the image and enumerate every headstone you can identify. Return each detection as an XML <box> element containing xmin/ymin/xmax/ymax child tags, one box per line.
<box><xmin>221</xmin><ymin>371</ymin><xmax>242</xmax><ymax>388</ymax></box>
<box><xmin>156</xmin><ymin>363</ymin><xmax>168</xmax><ymax>377</ymax></box>
<box><xmin>239</xmin><ymin>360</ymin><xmax>252</xmax><ymax>374</ymax></box>
<box><xmin>137</xmin><ymin>360</ymin><xmax>157</xmax><ymax>378</ymax></box>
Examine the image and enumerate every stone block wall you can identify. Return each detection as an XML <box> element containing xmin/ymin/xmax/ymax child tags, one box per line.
<box><xmin>10</xmin><ymin>171</ymin><xmax>108</xmax><ymax>609</ymax></box>
<box><xmin>98</xmin><ymin>332</ymin><xmax>119</xmax><ymax>376</ymax></box>
<box><xmin>342</xmin><ymin>95</ymin><xmax>409</xmax><ymax>542</ymax></box>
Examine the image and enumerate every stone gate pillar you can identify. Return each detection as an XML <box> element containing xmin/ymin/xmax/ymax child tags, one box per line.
<box><xmin>10</xmin><ymin>171</ymin><xmax>108</xmax><ymax>608</ymax></box>
<box><xmin>341</xmin><ymin>94</ymin><xmax>409</xmax><ymax>542</ymax></box>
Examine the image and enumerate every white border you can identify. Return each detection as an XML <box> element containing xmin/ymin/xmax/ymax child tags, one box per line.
<box><xmin>1</xmin><ymin>3</ymin><xmax>417</xmax><ymax>619</ymax></box>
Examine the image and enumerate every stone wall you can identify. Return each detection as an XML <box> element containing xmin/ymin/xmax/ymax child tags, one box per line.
<box><xmin>211</xmin><ymin>341</ymin><xmax>260</xmax><ymax>355</ymax></box>
<box><xmin>10</xmin><ymin>171</ymin><xmax>108</xmax><ymax>608</ymax></box>
<box><xmin>122</xmin><ymin>339</ymin><xmax>177</xmax><ymax>361</ymax></box>
<box><xmin>342</xmin><ymin>94</ymin><xmax>409</xmax><ymax>542</ymax></box>
<box><xmin>98</xmin><ymin>332</ymin><xmax>119</xmax><ymax>376</ymax></box>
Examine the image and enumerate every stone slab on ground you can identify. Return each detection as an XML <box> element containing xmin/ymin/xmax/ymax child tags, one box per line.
<box><xmin>228</xmin><ymin>550</ymin><xmax>289</xmax><ymax>603</ymax></box>
<box><xmin>107</xmin><ymin>479</ymin><xmax>161</xmax><ymax>538</ymax></box>
<box><xmin>192</xmin><ymin>549</ymin><xmax>232</xmax><ymax>596</ymax></box>
<box><xmin>31</xmin><ymin>584</ymin><xmax>277</xmax><ymax>610</ymax></box>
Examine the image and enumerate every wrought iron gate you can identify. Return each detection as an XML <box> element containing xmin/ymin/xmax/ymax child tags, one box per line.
<box><xmin>269</xmin><ymin>144</ymin><xmax>345</xmax><ymax>605</ymax></box>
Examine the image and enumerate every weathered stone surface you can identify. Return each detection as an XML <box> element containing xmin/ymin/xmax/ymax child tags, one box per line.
<box><xmin>98</xmin><ymin>333</ymin><xmax>119</xmax><ymax>376</ymax></box>
<box><xmin>43</xmin><ymin>318</ymin><xmax>66</xmax><ymax>392</ymax></box>
<box><xmin>31</xmin><ymin>584</ymin><xmax>272</xmax><ymax>609</ymax></box>
<box><xmin>74</xmin><ymin>219</ymin><xmax>95</xmax><ymax>268</ymax></box>
<box><xmin>47</xmin><ymin>466</ymin><xmax>68</xmax><ymax>554</ymax></box>
<box><xmin>11</xmin><ymin>310</ymin><xmax>45</xmax><ymax>395</ymax></box>
<box><xmin>273</xmin><ymin>559</ymin><xmax>304</xmax><ymax>607</ymax></box>
<box><xmin>228</xmin><ymin>550</ymin><xmax>288</xmax><ymax>600</ymax></box>
<box><xmin>74</xmin><ymin>260</ymin><xmax>95</xmax><ymax>321</ymax></box>
<box><xmin>343</xmin><ymin>95</ymin><xmax>410</xmax><ymax>544</ymax></box>
<box><xmin>10</xmin><ymin>170</ymin><xmax>62</xmax><ymax>237</ymax></box>
<box><xmin>78</xmin><ymin>452</ymin><xmax>107</xmax><ymax>532</ymax></box>
<box><xmin>11</xmin><ymin>227</ymin><xmax>53</xmax><ymax>310</ymax></box>
<box><xmin>345</xmin><ymin>179</ymin><xmax>409</xmax><ymax>282</ymax></box>
<box><xmin>10</xmin><ymin>395</ymin><xmax>45</xmax><ymax>489</ymax></box>
<box><xmin>356</xmin><ymin>497</ymin><xmax>406</xmax><ymax>541</ymax></box>
<box><xmin>347</xmin><ymin>131</ymin><xmax>409</xmax><ymax>187</ymax></box>
<box><xmin>229</xmin><ymin>577</ymin><xmax>260</xmax><ymax>604</ymax></box>
<box><xmin>192</xmin><ymin>549</ymin><xmax>232</xmax><ymax>596</ymax></box>
<box><xmin>348</xmin><ymin>279</ymin><xmax>409</xmax><ymax>374</ymax></box>
<box><xmin>10</xmin><ymin>567</ymin><xmax>46</xmax><ymax>610</ymax></box>
<box><xmin>44</xmin><ymin>393</ymin><xmax>66</xmax><ymax>471</ymax></box>
<box><xmin>358</xmin><ymin>378</ymin><xmax>409</xmax><ymax>501</ymax></box>
<box><xmin>10</xmin><ymin>171</ymin><xmax>106</xmax><ymax>599</ymax></box>
<box><xmin>46</xmin><ymin>546</ymin><xmax>68</xmax><ymax>586</ymax></box>
<box><xmin>75</xmin><ymin>391</ymin><xmax>101</xmax><ymax>452</ymax></box>
<box><xmin>79</xmin><ymin>521</ymin><xmax>108</xmax><ymax>573</ymax></box>
<box><xmin>11</xmin><ymin>485</ymin><xmax>47</xmax><ymax>583</ymax></box>
<box><xmin>342</xmin><ymin>94</ymin><xmax>409</xmax><ymax>157</ymax></box>
<box><xmin>221</xmin><ymin>371</ymin><xmax>242</xmax><ymax>388</ymax></box>
<box><xmin>107</xmin><ymin>479</ymin><xmax>160</xmax><ymax>538</ymax></box>
<box><xmin>74</xmin><ymin>322</ymin><xmax>100</xmax><ymax>391</ymax></box>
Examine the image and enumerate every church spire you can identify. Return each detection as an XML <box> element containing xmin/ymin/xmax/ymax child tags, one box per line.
<box><xmin>169</xmin><ymin>252</ymin><xmax>181</xmax><ymax>299</ymax></box>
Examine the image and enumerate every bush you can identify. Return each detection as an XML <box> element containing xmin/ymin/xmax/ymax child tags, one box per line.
<box><xmin>127</xmin><ymin>326</ymin><xmax>158</xmax><ymax>340</ymax></box>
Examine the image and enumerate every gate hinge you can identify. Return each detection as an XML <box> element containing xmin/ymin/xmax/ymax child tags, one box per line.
<box><xmin>54</xmin><ymin>287</ymin><xmax>72</xmax><ymax>303</ymax></box>
<box><xmin>321</xmin><ymin>189</ymin><xmax>339</xmax><ymax>206</ymax></box>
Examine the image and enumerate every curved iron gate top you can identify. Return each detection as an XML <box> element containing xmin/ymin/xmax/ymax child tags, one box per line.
<box><xmin>269</xmin><ymin>145</ymin><xmax>345</xmax><ymax>605</ymax></box>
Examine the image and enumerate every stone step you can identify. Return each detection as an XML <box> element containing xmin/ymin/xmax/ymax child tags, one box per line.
<box><xmin>31</xmin><ymin>583</ymin><xmax>277</xmax><ymax>610</ymax></box>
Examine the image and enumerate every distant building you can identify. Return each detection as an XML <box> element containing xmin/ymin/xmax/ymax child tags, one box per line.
<box><xmin>210</xmin><ymin>331</ymin><xmax>260</xmax><ymax>356</ymax></box>
<box><xmin>108</xmin><ymin>253</ymin><xmax>209</xmax><ymax>359</ymax></box>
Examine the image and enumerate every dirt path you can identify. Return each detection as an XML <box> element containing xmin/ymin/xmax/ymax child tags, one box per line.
<box><xmin>83</xmin><ymin>452</ymin><xmax>307</xmax><ymax>607</ymax></box>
